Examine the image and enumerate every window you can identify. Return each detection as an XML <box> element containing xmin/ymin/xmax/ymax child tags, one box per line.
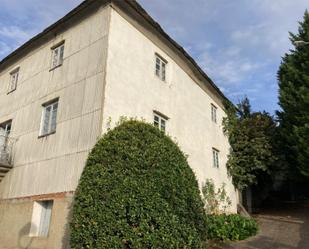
<box><xmin>51</xmin><ymin>42</ymin><xmax>64</xmax><ymax>69</ymax></box>
<box><xmin>211</xmin><ymin>104</ymin><xmax>217</xmax><ymax>123</ymax></box>
<box><xmin>8</xmin><ymin>68</ymin><xmax>19</xmax><ymax>93</ymax></box>
<box><xmin>155</xmin><ymin>54</ymin><xmax>167</xmax><ymax>81</ymax></box>
<box><xmin>30</xmin><ymin>200</ymin><xmax>53</xmax><ymax>237</ymax></box>
<box><xmin>0</xmin><ymin>120</ymin><xmax>12</xmax><ymax>158</ymax></box>
<box><xmin>212</xmin><ymin>148</ymin><xmax>219</xmax><ymax>168</ymax></box>
<box><xmin>40</xmin><ymin>99</ymin><xmax>59</xmax><ymax>136</ymax></box>
<box><xmin>0</xmin><ymin>120</ymin><xmax>11</xmax><ymax>136</ymax></box>
<box><xmin>153</xmin><ymin>111</ymin><xmax>168</xmax><ymax>132</ymax></box>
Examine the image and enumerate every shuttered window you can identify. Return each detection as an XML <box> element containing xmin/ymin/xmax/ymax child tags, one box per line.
<box><xmin>51</xmin><ymin>43</ymin><xmax>64</xmax><ymax>69</ymax></box>
<box><xmin>212</xmin><ymin>148</ymin><xmax>219</xmax><ymax>168</ymax></box>
<box><xmin>211</xmin><ymin>104</ymin><xmax>217</xmax><ymax>123</ymax></box>
<box><xmin>8</xmin><ymin>68</ymin><xmax>19</xmax><ymax>93</ymax></box>
<box><xmin>0</xmin><ymin>121</ymin><xmax>12</xmax><ymax>161</ymax></box>
<box><xmin>30</xmin><ymin>200</ymin><xmax>53</xmax><ymax>237</ymax></box>
<box><xmin>38</xmin><ymin>201</ymin><xmax>53</xmax><ymax>237</ymax></box>
<box><xmin>40</xmin><ymin>100</ymin><xmax>58</xmax><ymax>136</ymax></box>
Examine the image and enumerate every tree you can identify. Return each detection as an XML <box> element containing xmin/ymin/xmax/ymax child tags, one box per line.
<box><xmin>70</xmin><ymin>120</ymin><xmax>206</xmax><ymax>249</ymax></box>
<box><xmin>277</xmin><ymin>10</ymin><xmax>309</xmax><ymax>178</ymax></box>
<box><xmin>223</xmin><ymin>98</ymin><xmax>277</xmax><ymax>190</ymax></box>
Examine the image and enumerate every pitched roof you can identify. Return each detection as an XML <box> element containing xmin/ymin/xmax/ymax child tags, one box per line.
<box><xmin>0</xmin><ymin>0</ymin><xmax>102</xmax><ymax>69</ymax></box>
<box><xmin>0</xmin><ymin>0</ymin><xmax>230</xmax><ymax>105</ymax></box>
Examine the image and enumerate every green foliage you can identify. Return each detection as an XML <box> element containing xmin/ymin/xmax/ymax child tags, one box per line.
<box><xmin>202</xmin><ymin>179</ymin><xmax>231</xmax><ymax>215</ymax></box>
<box><xmin>277</xmin><ymin>10</ymin><xmax>309</xmax><ymax>178</ymax></box>
<box><xmin>70</xmin><ymin>120</ymin><xmax>206</xmax><ymax>249</ymax></box>
<box><xmin>202</xmin><ymin>179</ymin><xmax>257</xmax><ymax>242</ymax></box>
<box><xmin>206</xmin><ymin>214</ymin><xmax>258</xmax><ymax>241</ymax></box>
<box><xmin>223</xmin><ymin>98</ymin><xmax>278</xmax><ymax>190</ymax></box>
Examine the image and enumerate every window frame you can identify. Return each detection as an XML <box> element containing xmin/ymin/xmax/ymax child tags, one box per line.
<box><xmin>0</xmin><ymin>120</ymin><xmax>12</xmax><ymax>154</ymax></box>
<box><xmin>155</xmin><ymin>53</ymin><xmax>167</xmax><ymax>81</ymax></box>
<box><xmin>39</xmin><ymin>98</ymin><xmax>59</xmax><ymax>138</ymax></box>
<box><xmin>153</xmin><ymin>111</ymin><xmax>168</xmax><ymax>132</ymax></box>
<box><xmin>29</xmin><ymin>200</ymin><xmax>54</xmax><ymax>238</ymax></box>
<box><xmin>211</xmin><ymin>104</ymin><xmax>218</xmax><ymax>123</ymax></box>
<box><xmin>212</xmin><ymin>148</ymin><xmax>220</xmax><ymax>168</ymax></box>
<box><xmin>0</xmin><ymin>120</ymin><xmax>12</xmax><ymax>136</ymax></box>
<box><xmin>50</xmin><ymin>41</ymin><xmax>65</xmax><ymax>70</ymax></box>
<box><xmin>8</xmin><ymin>67</ymin><xmax>20</xmax><ymax>94</ymax></box>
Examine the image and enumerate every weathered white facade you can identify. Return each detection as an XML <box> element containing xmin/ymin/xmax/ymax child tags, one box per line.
<box><xmin>0</xmin><ymin>1</ymin><xmax>238</xmax><ymax>248</ymax></box>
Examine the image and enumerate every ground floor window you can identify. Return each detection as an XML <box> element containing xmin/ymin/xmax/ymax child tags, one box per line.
<box><xmin>29</xmin><ymin>200</ymin><xmax>53</xmax><ymax>237</ymax></box>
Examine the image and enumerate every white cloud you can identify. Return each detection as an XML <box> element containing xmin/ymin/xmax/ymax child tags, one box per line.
<box><xmin>198</xmin><ymin>45</ymin><xmax>262</xmax><ymax>86</ymax></box>
<box><xmin>0</xmin><ymin>41</ymin><xmax>12</xmax><ymax>57</ymax></box>
<box><xmin>0</xmin><ymin>0</ymin><xmax>83</xmax><ymax>60</ymax></box>
<box><xmin>224</xmin><ymin>47</ymin><xmax>241</xmax><ymax>57</ymax></box>
<box><xmin>0</xmin><ymin>26</ymin><xmax>34</xmax><ymax>43</ymax></box>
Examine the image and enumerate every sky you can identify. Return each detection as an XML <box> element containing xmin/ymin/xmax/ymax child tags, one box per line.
<box><xmin>0</xmin><ymin>0</ymin><xmax>308</xmax><ymax>114</ymax></box>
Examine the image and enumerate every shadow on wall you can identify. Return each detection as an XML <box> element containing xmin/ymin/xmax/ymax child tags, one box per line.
<box><xmin>17</xmin><ymin>223</ymin><xmax>35</xmax><ymax>249</ymax></box>
<box><xmin>61</xmin><ymin>200</ymin><xmax>74</xmax><ymax>249</ymax></box>
<box><xmin>12</xmin><ymin>198</ymin><xmax>73</xmax><ymax>249</ymax></box>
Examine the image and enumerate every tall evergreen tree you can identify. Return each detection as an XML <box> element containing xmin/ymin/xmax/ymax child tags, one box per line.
<box><xmin>277</xmin><ymin>10</ymin><xmax>309</xmax><ymax>178</ymax></box>
<box><xmin>223</xmin><ymin>98</ymin><xmax>277</xmax><ymax>190</ymax></box>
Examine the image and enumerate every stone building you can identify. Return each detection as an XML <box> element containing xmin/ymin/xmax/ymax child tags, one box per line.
<box><xmin>0</xmin><ymin>0</ymin><xmax>238</xmax><ymax>248</ymax></box>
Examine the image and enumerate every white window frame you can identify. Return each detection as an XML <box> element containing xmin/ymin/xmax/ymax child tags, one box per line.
<box><xmin>40</xmin><ymin>99</ymin><xmax>59</xmax><ymax>137</ymax></box>
<box><xmin>155</xmin><ymin>54</ymin><xmax>167</xmax><ymax>81</ymax></box>
<box><xmin>0</xmin><ymin>120</ymin><xmax>12</xmax><ymax>154</ymax></box>
<box><xmin>29</xmin><ymin>200</ymin><xmax>53</xmax><ymax>237</ymax></box>
<box><xmin>0</xmin><ymin>120</ymin><xmax>12</xmax><ymax>136</ymax></box>
<box><xmin>153</xmin><ymin>111</ymin><xmax>168</xmax><ymax>132</ymax></box>
<box><xmin>211</xmin><ymin>104</ymin><xmax>217</xmax><ymax>123</ymax></box>
<box><xmin>8</xmin><ymin>68</ymin><xmax>19</xmax><ymax>93</ymax></box>
<box><xmin>51</xmin><ymin>42</ymin><xmax>65</xmax><ymax>69</ymax></box>
<box><xmin>212</xmin><ymin>148</ymin><xmax>220</xmax><ymax>168</ymax></box>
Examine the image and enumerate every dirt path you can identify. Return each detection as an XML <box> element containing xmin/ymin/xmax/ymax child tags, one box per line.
<box><xmin>211</xmin><ymin>203</ymin><xmax>309</xmax><ymax>249</ymax></box>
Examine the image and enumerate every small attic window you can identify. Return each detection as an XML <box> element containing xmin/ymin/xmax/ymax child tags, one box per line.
<box><xmin>51</xmin><ymin>42</ymin><xmax>65</xmax><ymax>69</ymax></box>
<box><xmin>8</xmin><ymin>68</ymin><xmax>19</xmax><ymax>93</ymax></box>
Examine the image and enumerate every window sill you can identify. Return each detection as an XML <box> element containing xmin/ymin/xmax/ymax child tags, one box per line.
<box><xmin>7</xmin><ymin>89</ymin><xmax>16</xmax><ymax>95</ymax></box>
<box><xmin>29</xmin><ymin>234</ymin><xmax>48</xmax><ymax>238</ymax></box>
<box><xmin>38</xmin><ymin>131</ymin><xmax>56</xmax><ymax>139</ymax></box>
<box><xmin>155</xmin><ymin>75</ymin><xmax>166</xmax><ymax>82</ymax></box>
<box><xmin>49</xmin><ymin>64</ymin><xmax>62</xmax><ymax>72</ymax></box>
<box><xmin>28</xmin><ymin>235</ymin><xmax>50</xmax><ymax>240</ymax></box>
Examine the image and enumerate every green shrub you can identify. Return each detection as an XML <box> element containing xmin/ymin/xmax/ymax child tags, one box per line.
<box><xmin>70</xmin><ymin>120</ymin><xmax>206</xmax><ymax>248</ymax></box>
<box><xmin>206</xmin><ymin>214</ymin><xmax>258</xmax><ymax>241</ymax></box>
<box><xmin>202</xmin><ymin>179</ymin><xmax>232</xmax><ymax>215</ymax></box>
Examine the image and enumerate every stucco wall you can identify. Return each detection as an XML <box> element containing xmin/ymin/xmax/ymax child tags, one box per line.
<box><xmin>0</xmin><ymin>5</ymin><xmax>110</xmax><ymax>199</ymax></box>
<box><xmin>103</xmin><ymin>7</ymin><xmax>238</xmax><ymax>212</ymax></box>
<box><xmin>0</xmin><ymin>2</ymin><xmax>239</xmax><ymax>247</ymax></box>
<box><xmin>0</xmin><ymin>193</ymin><xmax>73</xmax><ymax>249</ymax></box>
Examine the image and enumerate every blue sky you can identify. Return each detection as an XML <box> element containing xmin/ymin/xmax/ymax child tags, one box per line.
<box><xmin>0</xmin><ymin>0</ymin><xmax>308</xmax><ymax>113</ymax></box>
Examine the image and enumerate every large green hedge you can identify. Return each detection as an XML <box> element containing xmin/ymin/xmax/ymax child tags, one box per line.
<box><xmin>70</xmin><ymin>120</ymin><xmax>206</xmax><ymax>248</ymax></box>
